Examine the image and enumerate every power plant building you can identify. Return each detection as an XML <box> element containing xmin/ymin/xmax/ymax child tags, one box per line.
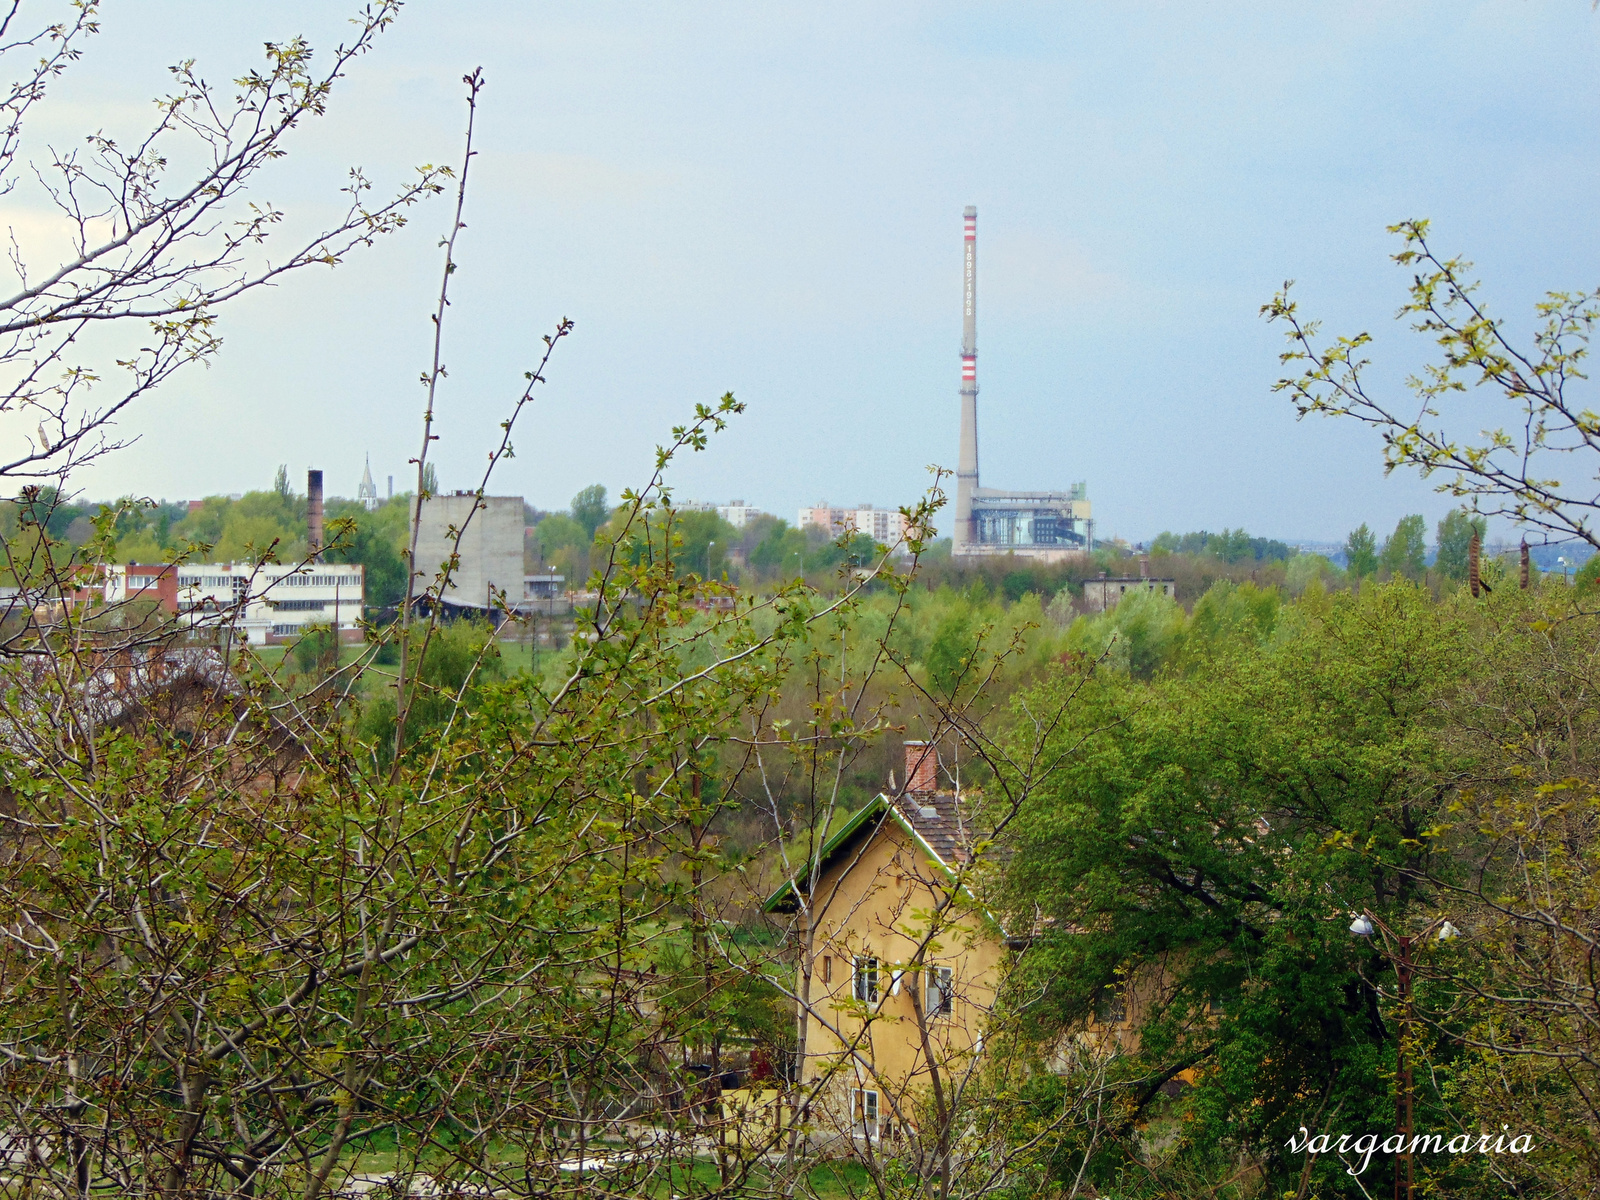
<box><xmin>952</xmin><ymin>206</ymin><xmax>1093</xmax><ymax>561</ymax></box>
<box><xmin>413</xmin><ymin>492</ymin><xmax>525</xmax><ymax>613</ymax></box>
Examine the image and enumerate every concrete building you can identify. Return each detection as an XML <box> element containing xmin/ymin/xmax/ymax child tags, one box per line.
<box><xmin>519</xmin><ymin>571</ymin><xmax>571</xmax><ymax>616</ymax></box>
<box><xmin>951</xmin><ymin>207</ymin><xmax>1093</xmax><ymax>561</ymax></box>
<box><xmin>798</xmin><ymin>504</ymin><xmax>907</xmax><ymax>547</ymax></box>
<box><xmin>104</xmin><ymin>562</ymin><xmax>365</xmax><ymax>645</ymax></box>
<box><xmin>413</xmin><ymin>492</ymin><xmax>525</xmax><ymax>613</ymax></box>
<box><xmin>1081</xmin><ymin>573</ymin><xmax>1176</xmax><ymax>614</ymax></box>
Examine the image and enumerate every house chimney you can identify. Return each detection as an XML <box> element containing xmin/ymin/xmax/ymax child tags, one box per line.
<box><xmin>1139</xmin><ymin>555</ymin><xmax>1150</xmax><ymax>579</ymax></box>
<box><xmin>904</xmin><ymin>741</ymin><xmax>938</xmax><ymax>794</ymax></box>
<box><xmin>307</xmin><ymin>469</ymin><xmax>324</xmax><ymax>562</ymax></box>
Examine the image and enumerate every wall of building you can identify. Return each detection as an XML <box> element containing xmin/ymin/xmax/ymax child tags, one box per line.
<box><xmin>1080</xmin><ymin>577</ymin><xmax>1176</xmax><ymax>614</ymax></box>
<box><xmin>104</xmin><ymin>563</ymin><xmax>365</xmax><ymax>644</ymax></box>
<box><xmin>413</xmin><ymin>493</ymin><xmax>524</xmax><ymax>611</ymax></box>
<box><xmin>796</xmin><ymin>819</ymin><xmax>1002</xmax><ymax>1143</ymax></box>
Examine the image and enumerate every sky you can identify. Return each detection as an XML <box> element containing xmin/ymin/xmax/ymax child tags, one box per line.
<box><xmin>13</xmin><ymin>1</ymin><xmax>1599</xmax><ymax>544</ymax></box>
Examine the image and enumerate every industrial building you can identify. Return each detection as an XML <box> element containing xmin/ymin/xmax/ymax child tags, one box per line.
<box><xmin>952</xmin><ymin>206</ymin><xmax>1093</xmax><ymax>561</ymax></box>
<box><xmin>1081</xmin><ymin>572</ymin><xmax>1176</xmax><ymax>615</ymax></box>
<box><xmin>103</xmin><ymin>469</ymin><xmax>366</xmax><ymax>645</ymax></box>
<box><xmin>413</xmin><ymin>492</ymin><xmax>526</xmax><ymax>614</ymax></box>
<box><xmin>104</xmin><ymin>562</ymin><xmax>365</xmax><ymax>645</ymax></box>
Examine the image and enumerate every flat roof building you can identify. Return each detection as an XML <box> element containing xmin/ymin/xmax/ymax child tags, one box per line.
<box><xmin>104</xmin><ymin>562</ymin><xmax>364</xmax><ymax>645</ymax></box>
<box><xmin>413</xmin><ymin>492</ymin><xmax>524</xmax><ymax>613</ymax></box>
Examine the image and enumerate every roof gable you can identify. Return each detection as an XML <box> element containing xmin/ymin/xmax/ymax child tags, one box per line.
<box><xmin>763</xmin><ymin>788</ymin><xmax>979</xmax><ymax>914</ymax></box>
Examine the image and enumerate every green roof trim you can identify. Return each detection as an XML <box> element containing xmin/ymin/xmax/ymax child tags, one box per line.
<box><xmin>762</xmin><ymin>793</ymin><xmax>961</xmax><ymax>914</ymax></box>
<box><xmin>762</xmin><ymin>794</ymin><xmax>890</xmax><ymax>914</ymax></box>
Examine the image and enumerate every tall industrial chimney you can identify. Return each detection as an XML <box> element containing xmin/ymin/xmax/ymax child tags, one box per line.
<box><xmin>307</xmin><ymin>469</ymin><xmax>324</xmax><ymax>562</ymax></box>
<box><xmin>954</xmin><ymin>205</ymin><xmax>980</xmax><ymax>555</ymax></box>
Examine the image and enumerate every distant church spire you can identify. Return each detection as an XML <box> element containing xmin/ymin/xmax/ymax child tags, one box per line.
<box><xmin>358</xmin><ymin>455</ymin><xmax>380</xmax><ymax>511</ymax></box>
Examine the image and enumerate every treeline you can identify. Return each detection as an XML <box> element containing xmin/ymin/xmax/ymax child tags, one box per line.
<box><xmin>531</xmin><ymin>485</ymin><xmax>887</xmax><ymax>586</ymax></box>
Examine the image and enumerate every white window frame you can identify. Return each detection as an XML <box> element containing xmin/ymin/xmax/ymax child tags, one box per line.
<box><xmin>852</xmin><ymin>955</ymin><xmax>879</xmax><ymax>1003</ymax></box>
<box><xmin>925</xmin><ymin>965</ymin><xmax>954</xmax><ymax>1019</ymax></box>
<box><xmin>853</xmin><ymin>1087</ymin><xmax>879</xmax><ymax>1139</ymax></box>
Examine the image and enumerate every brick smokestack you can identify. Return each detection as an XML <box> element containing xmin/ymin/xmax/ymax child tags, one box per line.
<box><xmin>307</xmin><ymin>469</ymin><xmax>324</xmax><ymax>562</ymax></box>
<box><xmin>904</xmin><ymin>741</ymin><xmax>938</xmax><ymax>794</ymax></box>
<box><xmin>1468</xmin><ymin>531</ymin><xmax>1481</xmax><ymax>598</ymax></box>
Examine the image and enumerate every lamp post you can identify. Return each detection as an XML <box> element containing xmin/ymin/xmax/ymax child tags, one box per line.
<box><xmin>706</xmin><ymin>540</ymin><xmax>716</xmax><ymax>580</ymax></box>
<box><xmin>1349</xmin><ymin>911</ymin><xmax>1460</xmax><ymax>1200</ymax></box>
<box><xmin>1558</xmin><ymin>555</ymin><xmax>1571</xmax><ymax>584</ymax></box>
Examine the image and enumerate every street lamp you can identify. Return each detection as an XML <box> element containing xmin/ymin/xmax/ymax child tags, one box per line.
<box><xmin>706</xmin><ymin>540</ymin><xmax>716</xmax><ymax>580</ymax></box>
<box><xmin>1558</xmin><ymin>555</ymin><xmax>1571</xmax><ymax>583</ymax></box>
<box><xmin>1349</xmin><ymin>910</ymin><xmax>1460</xmax><ymax>1200</ymax></box>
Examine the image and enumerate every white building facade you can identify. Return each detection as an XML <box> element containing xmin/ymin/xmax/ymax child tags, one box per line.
<box><xmin>104</xmin><ymin>563</ymin><xmax>365</xmax><ymax>645</ymax></box>
<box><xmin>716</xmin><ymin>502</ymin><xmax>768</xmax><ymax>529</ymax></box>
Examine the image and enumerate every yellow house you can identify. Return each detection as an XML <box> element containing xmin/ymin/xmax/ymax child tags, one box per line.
<box><xmin>764</xmin><ymin>742</ymin><xmax>1009</xmax><ymax>1147</ymax></box>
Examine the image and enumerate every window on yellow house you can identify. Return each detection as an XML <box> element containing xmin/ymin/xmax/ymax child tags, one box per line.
<box><xmin>853</xmin><ymin>956</ymin><xmax>879</xmax><ymax>1003</ymax></box>
<box><xmin>1095</xmin><ymin>984</ymin><xmax>1126</xmax><ymax>1026</ymax></box>
<box><xmin>925</xmin><ymin>966</ymin><xmax>954</xmax><ymax>1018</ymax></box>
<box><xmin>853</xmin><ymin>1088</ymin><xmax>879</xmax><ymax>1138</ymax></box>
<box><xmin>822</xmin><ymin>955</ymin><xmax>832</xmax><ymax>984</ymax></box>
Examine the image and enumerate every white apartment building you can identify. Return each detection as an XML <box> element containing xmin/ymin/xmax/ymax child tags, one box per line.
<box><xmin>797</xmin><ymin>504</ymin><xmax>908</xmax><ymax>548</ymax></box>
<box><xmin>716</xmin><ymin>501</ymin><xmax>768</xmax><ymax>529</ymax></box>
<box><xmin>676</xmin><ymin>500</ymin><xmax>770</xmax><ymax>529</ymax></box>
<box><xmin>103</xmin><ymin>562</ymin><xmax>365</xmax><ymax>645</ymax></box>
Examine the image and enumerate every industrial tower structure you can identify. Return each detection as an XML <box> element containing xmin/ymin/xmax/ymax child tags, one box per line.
<box><xmin>951</xmin><ymin>206</ymin><xmax>1092</xmax><ymax>560</ymax></box>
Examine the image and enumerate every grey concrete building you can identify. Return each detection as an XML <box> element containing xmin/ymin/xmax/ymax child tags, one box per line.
<box><xmin>413</xmin><ymin>492</ymin><xmax>525</xmax><ymax>613</ymax></box>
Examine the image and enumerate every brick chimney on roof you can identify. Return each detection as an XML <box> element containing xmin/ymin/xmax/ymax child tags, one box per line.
<box><xmin>904</xmin><ymin>741</ymin><xmax>938</xmax><ymax>794</ymax></box>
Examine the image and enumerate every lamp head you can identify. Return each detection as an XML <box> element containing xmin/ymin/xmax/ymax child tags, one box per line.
<box><xmin>1349</xmin><ymin>914</ymin><xmax>1375</xmax><ymax>937</ymax></box>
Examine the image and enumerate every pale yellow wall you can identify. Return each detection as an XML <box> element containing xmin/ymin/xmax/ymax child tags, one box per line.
<box><xmin>794</xmin><ymin>819</ymin><xmax>1004</xmax><ymax>1138</ymax></box>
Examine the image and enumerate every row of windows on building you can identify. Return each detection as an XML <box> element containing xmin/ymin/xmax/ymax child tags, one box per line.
<box><xmin>179</xmin><ymin>597</ymin><xmax>342</xmax><ymax>613</ymax></box>
<box><xmin>170</xmin><ymin>572</ymin><xmax>359</xmax><ymax>589</ymax></box>
<box><xmin>819</xmin><ymin>954</ymin><xmax>955</xmax><ymax>1017</ymax></box>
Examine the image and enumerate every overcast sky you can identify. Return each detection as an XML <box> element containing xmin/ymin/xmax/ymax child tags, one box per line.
<box><xmin>22</xmin><ymin>2</ymin><xmax>1600</xmax><ymax>543</ymax></box>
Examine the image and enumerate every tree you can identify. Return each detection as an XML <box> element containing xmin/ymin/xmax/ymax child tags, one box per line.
<box><xmin>274</xmin><ymin>464</ymin><xmax>293</xmax><ymax>503</ymax></box>
<box><xmin>749</xmin><ymin>518</ymin><xmax>808</xmax><ymax>577</ymax></box>
<box><xmin>323</xmin><ymin>511</ymin><xmax>407</xmax><ymax>609</ymax></box>
<box><xmin>289</xmin><ymin>621</ymin><xmax>340</xmax><ymax>678</ymax></box>
<box><xmin>1265</xmin><ymin>220</ymin><xmax>1600</xmax><ymax>551</ymax></box>
<box><xmin>1003</xmin><ymin>583</ymin><xmax>1473</xmax><ymax>1197</ymax></box>
<box><xmin>1434</xmin><ymin>507</ymin><xmax>1488</xmax><ymax>581</ymax></box>
<box><xmin>570</xmin><ymin>482</ymin><xmax>611</xmax><ymax>539</ymax></box>
<box><xmin>0</xmin><ymin>3</ymin><xmax>444</xmax><ymax>484</ymax></box>
<box><xmin>1344</xmin><ymin>522</ymin><xmax>1378</xmax><ymax>577</ymax></box>
<box><xmin>1380</xmin><ymin>513</ymin><xmax>1427</xmax><ymax>579</ymax></box>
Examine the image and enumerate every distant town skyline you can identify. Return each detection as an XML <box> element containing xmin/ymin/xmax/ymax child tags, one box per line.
<box><xmin>41</xmin><ymin>2</ymin><xmax>1598</xmax><ymax>546</ymax></box>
